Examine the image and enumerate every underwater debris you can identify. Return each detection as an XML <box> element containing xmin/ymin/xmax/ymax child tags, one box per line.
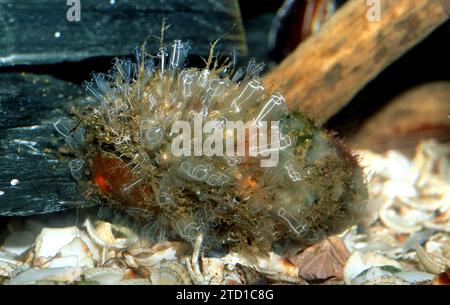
<box><xmin>343</xmin><ymin>251</ymin><xmax>402</xmax><ymax>285</ymax></box>
<box><xmin>292</xmin><ymin>236</ymin><xmax>350</xmax><ymax>281</ymax></box>
<box><xmin>337</xmin><ymin>140</ymin><xmax>450</xmax><ymax>285</ymax></box>
<box><xmin>10</xmin><ymin>179</ymin><xmax>20</xmax><ymax>186</ymax></box>
<box><xmin>58</xmin><ymin>39</ymin><xmax>368</xmax><ymax>251</ymax></box>
<box><xmin>416</xmin><ymin>245</ymin><xmax>450</xmax><ymax>275</ymax></box>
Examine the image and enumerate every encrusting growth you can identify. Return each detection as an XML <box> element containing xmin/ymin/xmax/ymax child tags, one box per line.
<box><xmin>57</xmin><ymin>39</ymin><xmax>369</xmax><ymax>252</ymax></box>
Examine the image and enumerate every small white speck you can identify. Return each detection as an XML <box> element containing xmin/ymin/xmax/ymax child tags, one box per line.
<box><xmin>110</xmin><ymin>0</ymin><xmax>115</xmax><ymax>4</ymax></box>
<box><xmin>54</xmin><ymin>32</ymin><xmax>61</xmax><ymax>38</ymax></box>
<box><xmin>10</xmin><ymin>179</ymin><xmax>19</xmax><ymax>186</ymax></box>
<box><xmin>0</xmin><ymin>191</ymin><xmax>4</xmax><ymax>196</ymax></box>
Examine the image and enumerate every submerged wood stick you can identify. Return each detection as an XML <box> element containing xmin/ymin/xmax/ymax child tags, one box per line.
<box><xmin>350</xmin><ymin>81</ymin><xmax>450</xmax><ymax>151</ymax></box>
<box><xmin>263</xmin><ymin>0</ymin><xmax>449</xmax><ymax>125</ymax></box>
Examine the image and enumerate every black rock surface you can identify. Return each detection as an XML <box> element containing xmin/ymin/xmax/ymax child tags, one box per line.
<box><xmin>0</xmin><ymin>0</ymin><xmax>246</xmax><ymax>66</ymax></box>
<box><xmin>0</xmin><ymin>73</ymin><xmax>90</xmax><ymax>216</ymax></box>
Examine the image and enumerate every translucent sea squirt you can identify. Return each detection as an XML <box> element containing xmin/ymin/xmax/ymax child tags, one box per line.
<box><xmin>60</xmin><ymin>41</ymin><xmax>369</xmax><ymax>251</ymax></box>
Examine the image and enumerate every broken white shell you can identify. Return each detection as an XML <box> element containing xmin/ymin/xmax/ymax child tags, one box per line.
<box><xmin>5</xmin><ymin>267</ymin><xmax>82</xmax><ymax>285</ymax></box>
<box><xmin>351</xmin><ymin>266</ymin><xmax>399</xmax><ymax>285</ymax></box>
<box><xmin>382</xmin><ymin>181</ymin><xmax>418</xmax><ymax>199</ymax></box>
<box><xmin>34</xmin><ymin>227</ymin><xmax>99</xmax><ymax>264</ymax></box>
<box><xmin>424</xmin><ymin>205</ymin><xmax>450</xmax><ymax>233</ymax></box>
<box><xmin>343</xmin><ymin>251</ymin><xmax>402</xmax><ymax>285</ymax></box>
<box><xmin>424</xmin><ymin>233</ymin><xmax>450</xmax><ymax>257</ymax></box>
<box><xmin>221</xmin><ymin>251</ymin><xmax>302</xmax><ymax>284</ymax></box>
<box><xmin>379</xmin><ymin>204</ymin><xmax>432</xmax><ymax>234</ymax></box>
<box><xmin>0</xmin><ymin>253</ymin><xmax>28</xmax><ymax>278</ymax></box>
<box><xmin>84</xmin><ymin>218</ymin><xmax>138</xmax><ymax>250</ymax></box>
<box><xmin>352</xmin><ymin>266</ymin><xmax>433</xmax><ymax>285</ymax></box>
<box><xmin>84</xmin><ymin>267</ymin><xmax>124</xmax><ymax>284</ymax></box>
<box><xmin>129</xmin><ymin>243</ymin><xmax>178</xmax><ymax>267</ymax></box>
<box><xmin>201</xmin><ymin>257</ymin><xmax>225</xmax><ymax>281</ymax></box>
<box><xmin>361</xmin><ymin>275</ymin><xmax>411</xmax><ymax>285</ymax></box>
<box><xmin>394</xmin><ymin>271</ymin><xmax>434</xmax><ymax>284</ymax></box>
<box><xmin>416</xmin><ymin>245</ymin><xmax>450</xmax><ymax>275</ymax></box>
<box><xmin>44</xmin><ymin>238</ymin><xmax>95</xmax><ymax>269</ymax></box>
<box><xmin>149</xmin><ymin>261</ymin><xmax>192</xmax><ymax>285</ymax></box>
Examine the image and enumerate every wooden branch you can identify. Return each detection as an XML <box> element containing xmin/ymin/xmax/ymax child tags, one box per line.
<box><xmin>263</xmin><ymin>0</ymin><xmax>449</xmax><ymax>125</ymax></box>
<box><xmin>350</xmin><ymin>81</ymin><xmax>450</xmax><ymax>152</ymax></box>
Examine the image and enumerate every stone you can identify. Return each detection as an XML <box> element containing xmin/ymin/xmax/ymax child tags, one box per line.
<box><xmin>0</xmin><ymin>0</ymin><xmax>246</xmax><ymax>66</ymax></box>
<box><xmin>0</xmin><ymin>73</ymin><xmax>90</xmax><ymax>216</ymax></box>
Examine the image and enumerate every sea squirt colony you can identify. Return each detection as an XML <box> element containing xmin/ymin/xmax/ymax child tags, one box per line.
<box><xmin>55</xmin><ymin>39</ymin><xmax>369</xmax><ymax>251</ymax></box>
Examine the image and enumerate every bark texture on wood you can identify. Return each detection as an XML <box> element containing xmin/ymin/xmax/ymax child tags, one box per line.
<box><xmin>263</xmin><ymin>0</ymin><xmax>449</xmax><ymax>125</ymax></box>
<box><xmin>350</xmin><ymin>82</ymin><xmax>450</xmax><ymax>152</ymax></box>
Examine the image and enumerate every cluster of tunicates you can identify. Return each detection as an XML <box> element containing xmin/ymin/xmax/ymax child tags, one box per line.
<box><xmin>58</xmin><ymin>39</ymin><xmax>369</xmax><ymax>251</ymax></box>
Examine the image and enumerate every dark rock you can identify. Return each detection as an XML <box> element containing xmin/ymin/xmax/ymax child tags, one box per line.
<box><xmin>0</xmin><ymin>0</ymin><xmax>246</xmax><ymax>66</ymax></box>
<box><xmin>0</xmin><ymin>73</ymin><xmax>90</xmax><ymax>216</ymax></box>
